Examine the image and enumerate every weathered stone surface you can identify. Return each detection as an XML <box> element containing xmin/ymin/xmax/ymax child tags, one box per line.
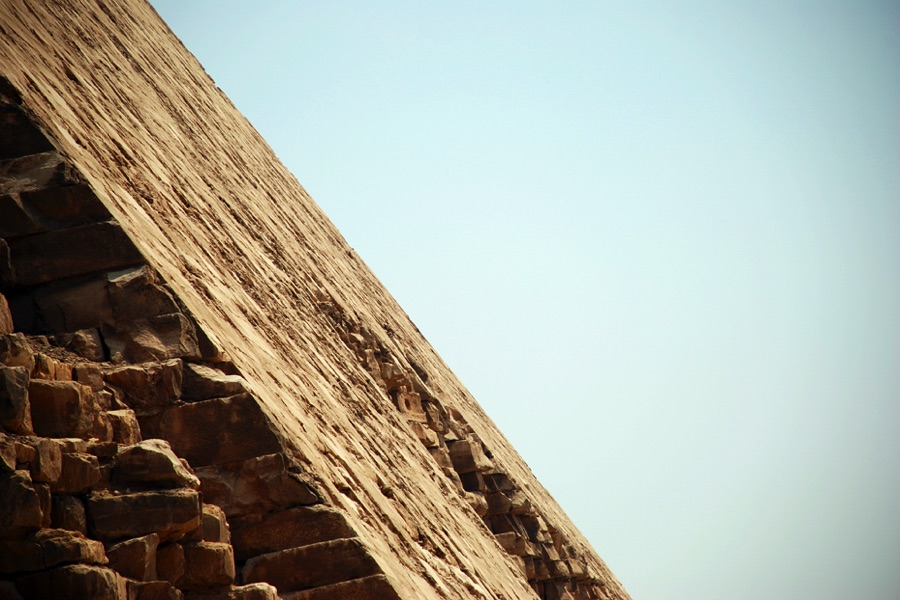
<box><xmin>106</xmin><ymin>533</ymin><xmax>159</xmax><ymax>581</ymax></box>
<box><xmin>230</xmin><ymin>505</ymin><xmax>355</xmax><ymax>561</ymax></box>
<box><xmin>103</xmin><ymin>314</ymin><xmax>200</xmax><ymax>363</ymax></box>
<box><xmin>15</xmin><ymin>564</ymin><xmax>127</xmax><ymax>600</ymax></box>
<box><xmin>0</xmin><ymin>433</ymin><xmax>16</xmax><ymax>470</ymax></box>
<box><xmin>107</xmin><ymin>408</ymin><xmax>142</xmax><ymax>445</ymax></box>
<box><xmin>107</xmin><ymin>266</ymin><xmax>180</xmax><ymax>322</ymax></box>
<box><xmin>20</xmin><ymin>183</ymin><xmax>110</xmax><ymax>230</ymax></box>
<box><xmin>31</xmin><ymin>352</ymin><xmax>71</xmax><ymax>380</ymax></box>
<box><xmin>281</xmin><ymin>574</ymin><xmax>401</xmax><ymax>600</ymax></box>
<box><xmin>59</xmin><ymin>328</ymin><xmax>106</xmax><ymax>361</ymax></box>
<box><xmin>103</xmin><ymin>360</ymin><xmax>182</xmax><ymax>415</ymax></box>
<box><xmin>219</xmin><ymin>583</ymin><xmax>279</xmax><ymax>600</ymax></box>
<box><xmin>0</xmin><ymin>150</ymin><xmax>71</xmax><ymax>194</ymax></box>
<box><xmin>181</xmin><ymin>362</ymin><xmax>247</xmax><ymax>402</ymax></box>
<box><xmin>28</xmin><ymin>379</ymin><xmax>94</xmax><ymax>438</ymax></box>
<box><xmin>29</xmin><ymin>436</ymin><xmax>62</xmax><ymax>484</ymax></box>
<box><xmin>179</xmin><ymin>542</ymin><xmax>235</xmax><ymax>589</ymax></box>
<box><xmin>200</xmin><ymin>503</ymin><xmax>229</xmax><ymax>544</ymax></box>
<box><xmin>87</xmin><ymin>489</ymin><xmax>201</xmax><ymax>542</ymax></box>
<box><xmin>156</xmin><ymin>542</ymin><xmax>186</xmax><ymax>588</ymax></box>
<box><xmin>0</xmin><ymin>470</ymin><xmax>42</xmax><ymax>538</ymax></box>
<box><xmin>0</xmin><ymin>366</ymin><xmax>31</xmax><ymax>434</ymax></box>
<box><xmin>0</xmin><ymin>529</ymin><xmax>107</xmax><ymax>573</ymax></box>
<box><xmin>194</xmin><ymin>453</ymin><xmax>319</xmax><ymax>517</ymax></box>
<box><xmin>126</xmin><ymin>579</ymin><xmax>183</xmax><ymax>600</ymax></box>
<box><xmin>446</xmin><ymin>438</ymin><xmax>494</xmax><ymax>474</ymax></box>
<box><xmin>8</xmin><ymin>221</ymin><xmax>143</xmax><ymax>287</ymax></box>
<box><xmin>53</xmin><ymin>451</ymin><xmax>101</xmax><ymax>494</ymax></box>
<box><xmin>114</xmin><ymin>439</ymin><xmax>200</xmax><ymax>490</ymax></box>
<box><xmin>51</xmin><ymin>494</ymin><xmax>87</xmax><ymax>533</ymax></box>
<box><xmin>0</xmin><ymin>333</ymin><xmax>33</xmax><ymax>371</ymax></box>
<box><xmin>243</xmin><ymin>538</ymin><xmax>382</xmax><ymax>593</ymax></box>
<box><xmin>32</xmin><ymin>276</ymin><xmax>113</xmax><ymax>334</ymax></box>
<box><xmin>0</xmin><ymin>293</ymin><xmax>13</xmax><ymax>334</ymax></box>
<box><xmin>35</xmin><ymin>482</ymin><xmax>51</xmax><ymax>528</ymax></box>
<box><xmin>141</xmin><ymin>394</ymin><xmax>280</xmax><ymax>468</ymax></box>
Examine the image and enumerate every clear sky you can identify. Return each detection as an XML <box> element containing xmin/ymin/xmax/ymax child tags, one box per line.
<box><xmin>149</xmin><ymin>2</ymin><xmax>900</xmax><ymax>599</ymax></box>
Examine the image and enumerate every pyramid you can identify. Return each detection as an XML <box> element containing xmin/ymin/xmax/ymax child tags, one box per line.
<box><xmin>0</xmin><ymin>1</ymin><xmax>630</xmax><ymax>598</ymax></box>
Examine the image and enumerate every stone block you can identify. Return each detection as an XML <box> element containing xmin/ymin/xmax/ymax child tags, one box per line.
<box><xmin>51</xmin><ymin>494</ymin><xmax>87</xmax><ymax>533</ymax></box>
<box><xmin>106</xmin><ymin>533</ymin><xmax>159</xmax><ymax>581</ymax></box>
<box><xmin>200</xmin><ymin>503</ymin><xmax>229</xmax><ymax>544</ymax></box>
<box><xmin>486</xmin><ymin>491</ymin><xmax>513</xmax><ymax>516</ymax></box>
<box><xmin>107</xmin><ymin>409</ymin><xmax>142</xmax><ymax>445</ymax></box>
<box><xmin>59</xmin><ymin>328</ymin><xmax>106</xmax><ymax>361</ymax></box>
<box><xmin>243</xmin><ymin>538</ymin><xmax>382</xmax><ymax>594</ymax></box>
<box><xmin>141</xmin><ymin>394</ymin><xmax>280</xmax><ymax>468</ymax></box>
<box><xmin>15</xmin><ymin>564</ymin><xmax>127</xmax><ymax>600</ymax></box>
<box><xmin>31</xmin><ymin>352</ymin><xmax>72</xmax><ymax>380</ymax></box>
<box><xmin>0</xmin><ymin>150</ymin><xmax>72</xmax><ymax>194</ymax></box>
<box><xmin>181</xmin><ymin>362</ymin><xmax>247</xmax><ymax>401</ymax></box>
<box><xmin>0</xmin><ymin>365</ymin><xmax>31</xmax><ymax>434</ymax></box>
<box><xmin>0</xmin><ymin>106</ymin><xmax>54</xmax><ymax>161</ymax></box>
<box><xmin>8</xmin><ymin>221</ymin><xmax>143</xmax><ymax>287</ymax></box>
<box><xmin>103</xmin><ymin>313</ymin><xmax>200</xmax><ymax>363</ymax></box>
<box><xmin>223</xmin><ymin>583</ymin><xmax>279</xmax><ymax>600</ymax></box>
<box><xmin>103</xmin><ymin>359</ymin><xmax>182</xmax><ymax>415</ymax></box>
<box><xmin>446</xmin><ymin>438</ymin><xmax>494</xmax><ymax>474</ymax></box>
<box><xmin>53</xmin><ymin>451</ymin><xmax>101</xmax><ymax>494</ymax></box>
<box><xmin>106</xmin><ymin>266</ymin><xmax>179</xmax><ymax>322</ymax></box>
<box><xmin>280</xmin><ymin>574</ymin><xmax>401</xmax><ymax>600</ymax></box>
<box><xmin>0</xmin><ymin>293</ymin><xmax>13</xmax><ymax>334</ymax></box>
<box><xmin>28</xmin><ymin>379</ymin><xmax>94</xmax><ymax>438</ymax></box>
<box><xmin>0</xmin><ymin>470</ymin><xmax>42</xmax><ymax>538</ymax></box>
<box><xmin>230</xmin><ymin>504</ymin><xmax>355</xmax><ymax>561</ymax></box>
<box><xmin>20</xmin><ymin>183</ymin><xmax>110</xmax><ymax>229</ymax></box>
<box><xmin>29</xmin><ymin>437</ymin><xmax>62</xmax><ymax>484</ymax></box>
<box><xmin>32</xmin><ymin>275</ymin><xmax>113</xmax><ymax>333</ymax></box>
<box><xmin>126</xmin><ymin>579</ymin><xmax>183</xmax><ymax>600</ymax></box>
<box><xmin>0</xmin><ymin>333</ymin><xmax>34</xmax><ymax>370</ymax></box>
<box><xmin>35</xmin><ymin>482</ymin><xmax>51</xmax><ymax>527</ymax></box>
<box><xmin>156</xmin><ymin>542</ymin><xmax>185</xmax><ymax>587</ymax></box>
<box><xmin>0</xmin><ymin>433</ymin><xmax>16</xmax><ymax>470</ymax></box>
<box><xmin>72</xmin><ymin>361</ymin><xmax>104</xmax><ymax>390</ymax></box>
<box><xmin>179</xmin><ymin>542</ymin><xmax>235</xmax><ymax>589</ymax></box>
<box><xmin>87</xmin><ymin>489</ymin><xmax>201</xmax><ymax>542</ymax></box>
<box><xmin>114</xmin><ymin>439</ymin><xmax>200</xmax><ymax>490</ymax></box>
<box><xmin>194</xmin><ymin>453</ymin><xmax>319</xmax><ymax>517</ymax></box>
<box><xmin>0</xmin><ymin>528</ymin><xmax>106</xmax><ymax>573</ymax></box>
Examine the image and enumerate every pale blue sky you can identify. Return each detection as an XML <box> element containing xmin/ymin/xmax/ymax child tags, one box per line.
<box><xmin>150</xmin><ymin>2</ymin><xmax>900</xmax><ymax>598</ymax></box>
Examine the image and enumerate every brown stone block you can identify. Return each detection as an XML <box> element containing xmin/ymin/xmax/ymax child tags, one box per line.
<box><xmin>179</xmin><ymin>542</ymin><xmax>235</xmax><ymax>589</ymax></box>
<box><xmin>103</xmin><ymin>313</ymin><xmax>200</xmax><ymax>364</ymax></box>
<box><xmin>0</xmin><ymin>293</ymin><xmax>13</xmax><ymax>334</ymax></box>
<box><xmin>8</xmin><ymin>221</ymin><xmax>143</xmax><ymax>288</ymax></box>
<box><xmin>0</xmin><ymin>433</ymin><xmax>16</xmax><ymax>470</ymax></box>
<box><xmin>126</xmin><ymin>579</ymin><xmax>183</xmax><ymax>600</ymax></box>
<box><xmin>141</xmin><ymin>394</ymin><xmax>280</xmax><ymax>468</ymax></box>
<box><xmin>242</xmin><ymin>538</ymin><xmax>382</xmax><ymax>593</ymax></box>
<box><xmin>222</xmin><ymin>583</ymin><xmax>280</xmax><ymax>600</ymax></box>
<box><xmin>156</xmin><ymin>542</ymin><xmax>185</xmax><ymax>587</ymax></box>
<box><xmin>230</xmin><ymin>504</ymin><xmax>355</xmax><ymax>561</ymax></box>
<box><xmin>53</xmin><ymin>451</ymin><xmax>101</xmax><ymax>494</ymax></box>
<box><xmin>0</xmin><ymin>150</ymin><xmax>71</xmax><ymax>194</ymax></box>
<box><xmin>20</xmin><ymin>183</ymin><xmax>110</xmax><ymax>229</ymax></box>
<box><xmin>281</xmin><ymin>574</ymin><xmax>401</xmax><ymax>600</ymax></box>
<box><xmin>194</xmin><ymin>453</ymin><xmax>319</xmax><ymax>517</ymax></box>
<box><xmin>106</xmin><ymin>533</ymin><xmax>160</xmax><ymax>581</ymax></box>
<box><xmin>108</xmin><ymin>409</ymin><xmax>142</xmax><ymax>445</ymax></box>
<box><xmin>59</xmin><ymin>328</ymin><xmax>106</xmax><ymax>361</ymax></box>
<box><xmin>0</xmin><ymin>366</ymin><xmax>31</xmax><ymax>434</ymax></box>
<box><xmin>181</xmin><ymin>362</ymin><xmax>247</xmax><ymax>402</ymax></box>
<box><xmin>28</xmin><ymin>379</ymin><xmax>94</xmax><ymax>438</ymax></box>
<box><xmin>446</xmin><ymin>438</ymin><xmax>493</xmax><ymax>474</ymax></box>
<box><xmin>87</xmin><ymin>489</ymin><xmax>201</xmax><ymax>542</ymax></box>
<box><xmin>0</xmin><ymin>333</ymin><xmax>34</xmax><ymax>371</ymax></box>
<box><xmin>29</xmin><ymin>437</ymin><xmax>62</xmax><ymax>485</ymax></box>
<box><xmin>199</xmin><ymin>503</ymin><xmax>229</xmax><ymax>544</ymax></box>
<box><xmin>114</xmin><ymin>439</ymin><xmax>200</xmax><ymax>490</ymax></box>
<box><xmin>0</xmin><ymin>470</ymin><xmax>42</xmax><ymax>538</ymax></box>
<box><xmin>33</xmin><ymin>276</ymin><xmax>113</xmax><ymax>333</ymax></box>
<box><xmin>103</xmin><ymin>359</ymin><xmax>182</xmax><ymax>415</ymax></box>
<box><xmin>51</xmin><ymin>494</ymin><xmax>87</xmax><ymax>533</ymax></box>
<box><xmin>36</xmin><ymin>528</ymin><xmax>108</xmax><ymax>569</ymax></box>
<box><xmin>106</xmin><ymin>266</ymin><xmax>179</xmax><ymax>322</ymax></box>
<box><xmin>15</xmin><ymin>564</ymin><xmax>127</xmax><ymax>600</ymax></box>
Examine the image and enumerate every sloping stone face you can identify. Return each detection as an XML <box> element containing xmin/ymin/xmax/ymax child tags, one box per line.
<box><xmin>0</xmin><ymin>1</ymin><xmax>631</xmax><ymax>599</ymax></box>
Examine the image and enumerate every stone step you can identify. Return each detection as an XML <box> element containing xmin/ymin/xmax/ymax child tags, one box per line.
<box><xmin>230</xmin><ymin>504</ymin><xmax>355</xmax><ymax>562</ymax></box>
<box><xmin>281</xmin><ymin>574</ymin><xmax>400</xmax><ymax>600</ymax></box>
<box><xmin>242</xmin><ymin>538</ymin><xmax>382</xmax><ymax>594</ymax></box>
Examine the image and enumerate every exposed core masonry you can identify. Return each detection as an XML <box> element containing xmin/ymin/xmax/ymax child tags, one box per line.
<box><xmin>0</xmin><ymin>1</ymin><xmax>632</xmax><ymax>599</ymax></box>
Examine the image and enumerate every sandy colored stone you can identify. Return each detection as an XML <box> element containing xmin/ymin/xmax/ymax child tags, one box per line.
<box><xmin>181</xmin><ymin>362</ymin><xmax>247</xmax><ymax>401</ymax></box>
<box><xmin>0</xmin><ymin>293</ymin><xmax>13</xmax><ymax>334</ymax></box>
<box><xmin>0</xmin><ymin>334</ymin><xmax>33</xmax><ymax>372</ymax></box>
<box><xmin>53</xmin><ymin>451</ymin><xmax>101</xmax><ymax>494</ymax></box>
<box><xmin>114</xmin><ymin>438</ymin><xmax>200</xmax><ymax>490</ymax></box>
<box><xmin>230</xmin><ymin>504</ymin><xmax>355</xmax><ymax>561</ymax></box>
<box><xmin>281</xmin><ymin>574</ymin><xmax>401</xmax><ymax>600</ymax></box>
<box><xmin>87</xmin><ymin>489</ymin><xmax>201</xmax><ymax>542</ymax></box>
<box><xmin>107</xmin><ymin>408</ymin><xmax>142</xmax><ymax>445</ymax></box>
<box><xmin>103</xmin><ymin>359</ymin><xmax>182</xmax><ymax>414</ymax></box>
<box><xmin>199</xmin><ymin>503</ymin><xmax>229</xmax><ymax>544</ymax></box>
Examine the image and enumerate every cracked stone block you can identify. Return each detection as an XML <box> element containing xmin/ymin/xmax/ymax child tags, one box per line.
<box><xmin>87</xmin><ymin>489</ymin><xmax>201</xmax><ymax>542</ymax></box>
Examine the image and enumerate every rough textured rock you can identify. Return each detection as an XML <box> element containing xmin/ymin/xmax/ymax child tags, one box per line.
<box><xmin>0</xmin><ymin>2</ymin><xmax>631</xmax><ymax>598</ymax></box>
<box><xmin>0</xmin><ymin>365</ymin><xmax>31</xmax><ymax>434</ymax></box>
<box><xmin>106</xmin><ymin>533</ymin><xmax>159</xmax><ymax>581</ymax></box>
<box><xmin>114</xmin><ymin>439</ymin><xmax>200</xmax><ymax>490</ymax></box>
